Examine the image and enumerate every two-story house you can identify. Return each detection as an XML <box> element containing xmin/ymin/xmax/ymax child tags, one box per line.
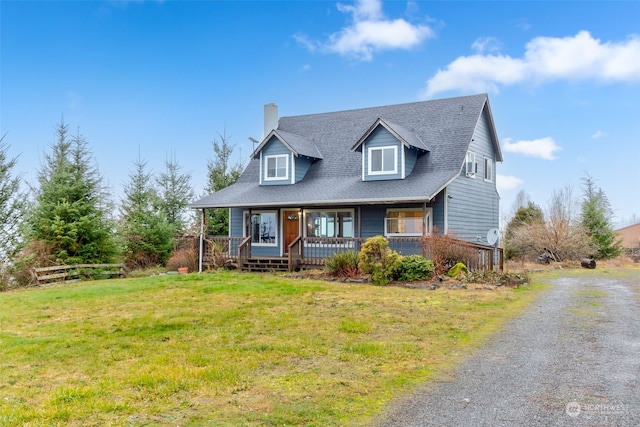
<box><xmin>190</xmin><ymin>93</ymin><xmax>503</xmax><ymax>271</ymax></box>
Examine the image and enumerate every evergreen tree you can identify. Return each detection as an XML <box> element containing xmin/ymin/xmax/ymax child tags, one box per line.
<box><xmin>204</xmin><ymin>131</ymin><xmax>244</xmax><ymax>235</ymax></box>
<box><xmin>580</xmin><ymin>175</ymin><xmax>623</xmax><ymax>259</ymax></box>
<box><xmin>0</xmin><ymin>135</ymin><xmax>26</xmax><ymax>266</ymax></box>
<box><xmin>120</xmin><ymin>157</ymin><xmax>173</xmax><ymax>269</ymax></box>
<box><xmin>25</xmin><ymin>122</ymin><xmax>117</xmax><ymax>264</ymax></box>
<box><xmin>156</xmin><ymin>154</ymin><xmax>194</xmax><ymax>234</ymax></box>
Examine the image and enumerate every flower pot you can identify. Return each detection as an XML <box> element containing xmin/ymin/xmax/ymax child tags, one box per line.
<box><xmin>178</xmin><ymin>267</ymin><xmax>188</xmax><ymax>275</ymax></box>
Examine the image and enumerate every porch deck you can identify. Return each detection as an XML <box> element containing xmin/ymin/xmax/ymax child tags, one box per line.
<box><xmin>177</xmin><ymin>235</ymin><xmax>503</xmax><ymax>273</ymax></box>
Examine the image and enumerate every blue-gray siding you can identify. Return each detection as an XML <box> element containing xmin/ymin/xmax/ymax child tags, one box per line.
<box><xmin>295</xmin><ymin>156</ymin><xmax>313</xmax><ymax>183</ymax></box>
<box><xmin>261</xmin><ymin>138</ymin><xmax>292</xmax><ymax>186</ymax></box>
<box><xmin>363</xmin><ymin>127</ymin><xmax>403</xmax><ymax>181</ymax></box>
<box><xmin>447</xmin><ymin>107</ymin><xmax>499</xmax><ymax>243</ymax></box>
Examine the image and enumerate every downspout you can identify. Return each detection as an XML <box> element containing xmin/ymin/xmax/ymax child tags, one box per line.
<box><xmin>444</xmin><ymin>188</ymin><xmax>449</xmax><ymax>234</ymax></box>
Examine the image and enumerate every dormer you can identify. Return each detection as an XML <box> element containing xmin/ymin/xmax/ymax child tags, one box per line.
<box><xmin>252</xmin><ymin>129</ymin><xmax>322</xmax><ymax>186</ymax></box>
<box><xmin>351</xmin><ymin>118</ymin><xmax>429</xmax><ymax>181</ymax></box>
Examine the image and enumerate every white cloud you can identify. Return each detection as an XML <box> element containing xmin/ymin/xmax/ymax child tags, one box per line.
<box><xmin>297</xmin><ymin>0</ymin><xmax>434</xmax><ymax>61</ymax></box>
<box><xmin>423</xmin><ymin>31</ymin><xmax>640</xmax><ymax>97</ymax></box>
<box><xmin>591</xmin><ymin>130</ymin><xmax>606</xmax><ymax>139</ymax></box>
<box><xmin>502</xmin><ymin>137</ymin><xmax>561</xmax><ymax>160</ymax></box>
<box><xmin>496</xmin><ymin>174</ymin><xmax>523</xmax><ymax>192</ymax></box>
<box><xmin>471</xmin><ymin>37</ymin><xmax>502</xmax><ymax>54</ymax></box>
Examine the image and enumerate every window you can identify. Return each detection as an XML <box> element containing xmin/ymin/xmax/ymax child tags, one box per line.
<box><xmin>305</xmin><ymin>210</ymin><xmax>354</xmax><ymax>238</ymax></box>
<box><xmin>484</xmin><ymin>157</ymin><xmax>493</xmax><ymax>182</ymax></box>
<box><xmin>385</xmin><ymin>208</ymin><xmax>432</xmax><ymax>236</ymax></box>
<box><xmin>368</xmin><ymin>146</ymin><xmax>397</xmax><ymax>175</ymax></box>
<box><xmin>246</xmin><ymin>211</ymin><xmax>277</xmax><ymax>245</ymax></box>
<box><xmin>465</xmin><ymin>151</ymin><xmax>477</xmax><ymax>178</ymax></box>
<box><xmin>265</xmin><ymin>154</ymin><xmax>288</xmax><ymax>181</ymax></box>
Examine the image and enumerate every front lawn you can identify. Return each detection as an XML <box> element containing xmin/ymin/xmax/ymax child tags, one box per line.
<box><xmin>0</xmin><ymin>270</ymin><xmax>543</xmax><ymax>426</ymax></box>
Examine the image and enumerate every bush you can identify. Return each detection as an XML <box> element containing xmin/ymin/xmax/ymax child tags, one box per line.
<box><xmin>447</xmin><ymin>262</ymin><xmax>468</xmax><ymax>279</ymax></box>
<box><xmin>498</xmin><ymin>271</ymin><xmax>530</xmax><ymax>288</ymax></box>
<box><xmin>358</xmin><ymin>236</ymin><xmax>401</xmax><ymax>286</ymax></box>
<box><xmin>325</xmin><ymin>251</ymin><xmax>360</xmax><ymax>278</ymax></box>
<box><xmin>395</xmin><ymin>255</ymin><xmax>435</xmax><ymax>282</ymax></box>
<box><xmin>166</xmin><ymin>247</ymin><xmax>198</xmax><ymax>273</ymax></box>
<box><xmin>424</xmin><ymin>230</ymin><xmax>476</xmax><ymax>275</ymax></box>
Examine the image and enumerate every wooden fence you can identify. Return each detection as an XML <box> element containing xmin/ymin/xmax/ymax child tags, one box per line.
<box><xmin>32</xmin><ymin>264</ymin><xmax>126</xmax><ymax>286</ymax></box>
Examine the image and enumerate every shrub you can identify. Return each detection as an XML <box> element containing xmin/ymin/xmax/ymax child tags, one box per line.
<box><xmin>395</xmin><ymin>255</ymin><xmax>435</xmax><ymax>282</ymax></box>
<box><xmin>447</xmin><ymin>262</ymin><xmax>468</xmax><ymax>279</ymax></box>
<box><xmin>424</xmin><ymin>229</ymin><xmax>476</xmax><ymax>275</ymax></box>
<box><xmin>325</xmin><ymin>251</ymin><xmax>360</xmax><ymax>278</ymax></box>
<box><xmin>358</xmin><ymin>236</ymin><xmax>401</xmax><ymax>286</ymax></box>
<box><xmin>166</xmin><ymin>247</ymin><xmax>198</xmax><ymax>273</ymax></box>
<box><xmin>498</xmin><ymin>271</ymin><xmax>530</xmax><ymax>288</ymax></box>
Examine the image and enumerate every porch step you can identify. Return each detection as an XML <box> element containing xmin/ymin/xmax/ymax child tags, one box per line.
<box><xmin>243</xmin><ymin>257</ymin><xmax>289</xmax><ymax>272</ymax></box>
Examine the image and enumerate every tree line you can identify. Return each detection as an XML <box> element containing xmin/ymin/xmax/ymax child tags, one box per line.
<box><xmin>0</xmin><ymin>121</ymin><xmax>243</xmax><ymax>289</ymax></box>
<box><xmin>503</xmin><ymin>178</ymin><xmax>623</xmax><ymax>263</ymax></box>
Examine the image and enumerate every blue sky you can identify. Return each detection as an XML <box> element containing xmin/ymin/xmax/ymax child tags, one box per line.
<box><xmin>2</xmin><ymin>0</ymin><xmax>639</xmax><ymax>228</ymax></box>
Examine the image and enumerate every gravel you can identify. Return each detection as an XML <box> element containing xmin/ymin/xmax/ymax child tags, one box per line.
<box><xmin>374</xmin><ymin>270</ymin><xmax>640</xmax><ymax>427</ymax></box>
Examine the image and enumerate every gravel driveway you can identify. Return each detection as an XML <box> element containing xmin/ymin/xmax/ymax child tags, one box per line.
<box><xmin>374</xmin><ymin>269</ymin><xmax>640</xmax><ymax>427</ymax></box>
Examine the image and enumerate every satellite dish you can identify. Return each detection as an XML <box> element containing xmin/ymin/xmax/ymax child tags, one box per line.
<box><xmin>487</xmin><ymin>228</ymin><xmax>499</xmax><ymax>246</ymax></box>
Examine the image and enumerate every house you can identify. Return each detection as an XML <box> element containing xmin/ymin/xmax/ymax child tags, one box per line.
<box><xmin>617</xmin><ymin>222</ymin><xmax>640</xmax><ymax>260</ymax></box>
<box><xmin>190</xmin><ymin>93</ymin><xmax>503</xmax><ymax>272</ymax></box>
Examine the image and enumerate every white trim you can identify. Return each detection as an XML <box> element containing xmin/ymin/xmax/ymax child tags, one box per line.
<box><xmin>259</xmin><ymin>151</ymin><xmax>263</xmax><ymax>185</ymax></box>
<box><xmin>368</xmin><ymin>145</ymin><xmax>398</xmax><ymax>175</ymax></box>
<box><xmin>303</xmin><ymin>208</ymin><xmax>355</xmax><ymax>238</ymax></box>
<box><xmin>483</xmin><ymin>156</ymin><xmax>493</xmax><ymax>182</ymax></box>
<box><xmin>361</xmin><ymin>142</ymin><xmax>366</xmax><ymax>181</ymax></box>
<box><xmin>384</xmin><ymin>207</ymin><xmax>432</xmax><ymax>237</ymax></box>
<box><xmin>264</xmin><ymin>154</ymin><xmax>289</xmax><ymax>181</ymax></box>
<box><xmin>465</xmin><ymin>151</ymin><xmax>477</xmax><ymax>178</ymax></box>
<box><xmin>244</xmin><ymin>210</ymin><xmax>278</xmax><ymax>246</ymax></box>
<box><xmin>291</xmin><ymin>155</ymin><xmax>296</xmax><ymax>184</ymax></box>
<box><xmin>401</xmin><ymin>145</ymin><xmax>405</xmax><ymax>179</ymax></box>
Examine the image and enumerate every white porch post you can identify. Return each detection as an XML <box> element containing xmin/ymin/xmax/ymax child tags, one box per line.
<box><xmin>198</xmin><ymin>208</ymin><xmax>205</xmax><ymax>273</ymax></box>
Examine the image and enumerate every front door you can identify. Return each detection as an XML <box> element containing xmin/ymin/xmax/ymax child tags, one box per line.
<box><xmin>283</xmin><ymin>210</ymin><xmax>300</xmax><ymax>254</ymax></box>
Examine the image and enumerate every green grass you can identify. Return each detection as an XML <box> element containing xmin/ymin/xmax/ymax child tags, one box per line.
<box><xmin>0</xmin><ymin>270</ymin><xmax>545</xmax><ymax>426</ymax></box>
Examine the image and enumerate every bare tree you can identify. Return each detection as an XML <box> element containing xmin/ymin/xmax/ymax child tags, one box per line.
<box><xmin>509</xmin><ymin>185</ymin><xmax>594</xmax><ymax>261</ymax></box>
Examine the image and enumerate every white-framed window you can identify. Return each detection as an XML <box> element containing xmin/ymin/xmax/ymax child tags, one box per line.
<box><xmin>244</xmin><ymin>211</ymin><xmax>277</xmax><ymax>246</ymax></box>
<box><xmin>368</xmin><ymin>145</ymin><xmax>397</xmax><ymax>175</ymax></box>
<box><xmin>465</xmin><ymin>151</ymin><xmax>477</xmax><ymax>178</ymax></box>
<box><xmin>304</xmin><ymin>209</ymin><xmax>354</xmax><ymax>238</ymax></box>
<box><xmin>385</xmin><ymin>208</ymin><xmax>432</xmax><ymax>236</ymax></box>
<box><xmin>484</xmin><ymin>156</ymin><xmax>493</xmax><ymax>182</ymax></box>
<box><xmin>264</xmin><ymin>154</ymin><xmax>288</xmax><ymax>181</ymax></box>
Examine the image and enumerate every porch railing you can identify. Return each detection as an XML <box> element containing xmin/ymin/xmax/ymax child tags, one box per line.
<box><xmin>287</xmin><ymin>236</ymin><xmax>303</xmax><ymax>272</ymax></box>
<box><xmin>237</xmin><ymin>237</ymin><xmax>252</xmax><ymax>269</ymax></box>
<box><xmin>176</xmin><ymin>235</ymin><xmax>503</xmax><ymax>273</ymax></box>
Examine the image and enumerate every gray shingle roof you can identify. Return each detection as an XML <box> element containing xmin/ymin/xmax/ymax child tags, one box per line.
<box><xmin>191</xmin><ymin>93</ymin><xmax>498</xmax><ymax>209</ymax></box>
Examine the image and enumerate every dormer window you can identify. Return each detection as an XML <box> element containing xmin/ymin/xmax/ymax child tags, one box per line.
<box><xmin>265</xmin><ymin>154</ymin><xmax>288</xmax><ymax>181</ymax></box>
<box><xmin>369</xmin><ymin>146</ymin><xmax>397</xmax><ymax>175</ymax></box>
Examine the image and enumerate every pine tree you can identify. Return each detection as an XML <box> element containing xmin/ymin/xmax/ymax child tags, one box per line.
<box><xmin>580</xmin><ymin>175</ymin><xmax>623</xmax><ymax>259</ymax></box>
<box><xmin>156</xmin><ymin>154</ymin><xmax>194</xmax><ymax>234</ymax></box>
<box><xmin>120</xmin><ymin>157</ymin><xmax>173</xmax><ymax>269</ymax></box>
<box><xmin>204</xmin><ymin>131</ymin><xmax>244</xmax><ymax>235</ymax></box>
<box><xmin>25</xmin><ymin>122</ymin><xmax>117</xmax><ymax>264</ymax></box>
<box><xmin>0</xmin><ymin>135</ymin><xmax>26</xmax><ymax>266</ymax></box>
